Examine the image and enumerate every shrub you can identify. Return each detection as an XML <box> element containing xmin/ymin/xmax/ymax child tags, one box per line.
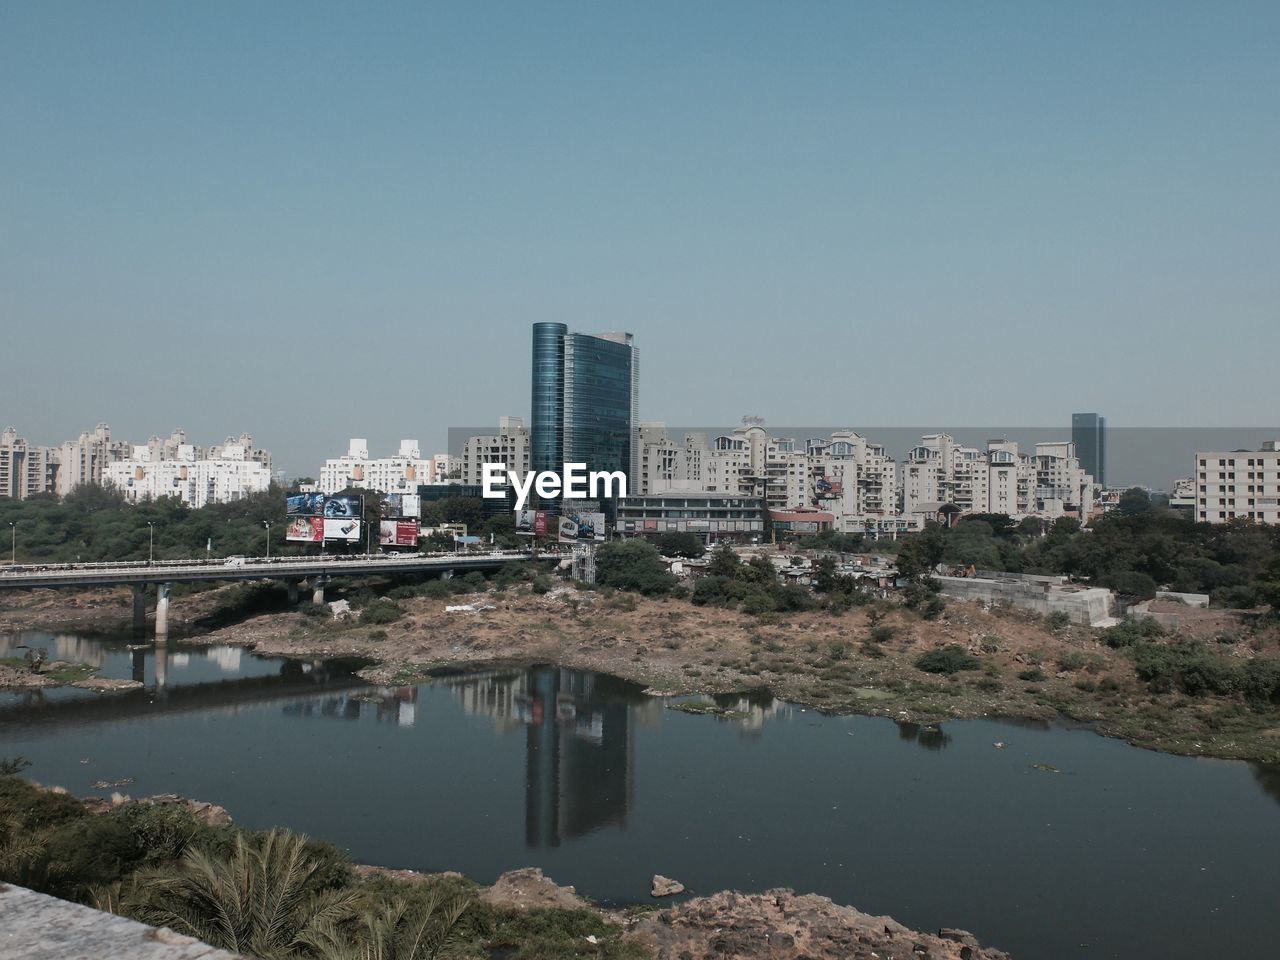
<box><xmin>1046</xmin><ymin>610</ymin><xmax>1072</xmax><ymax>632</ymax></box>
<box><xmin>1017</xmin><ymin>667</ymin><xmax>1046</xmax><ymax>682</ymax></box>
<box><xmin>979</xmin><ymin>636</ymin><xmax>1001</xmax><ymax>654</ymax></box>
<box><xmin>360</xmin><ymin>598</ymin><xmax>404</xmax><ymax>625</ymax></box>
<box><xmin>915</xmin><ymin>645</ymin><xmax>982</xmax><ymax>675</ymax></box>
<box><xmin>1127</xmin><ymin>639</ymin><xmax>1241</xmax><ymax>696</ymax></box>
<box><xmin>1101</xmin><ymin>617</ymin><xmax>1165</xmax><ymax>649</ymax></box>
<box><xmin>530</xmin><ymin>574</ymin><xmax>552</xmax><ymax>595</ymax></box>
<box><xmin>870</xmin><ymin>625</ymin><xmax>896</xmax><ymax>644</ymax></box>
<box><xmin>422</xmin><ymin>580</ymin><xmax>452</xmax><ymax>600</ymax></box>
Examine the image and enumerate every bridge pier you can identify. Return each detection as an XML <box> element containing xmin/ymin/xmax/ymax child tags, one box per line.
<box><xmin>311</xmin><ymin>577</ymin><xmax>329</xmax><ymax>605</ymax></box>
<box><xmin>132</xmin><ymin>585</ymin><xmax>147</xmax><ymax>633</ymax></box>
<box><xmin>155</xmin><ymin>583</ymin><xmax>171</xmax><ymax>639</ymax></box>
<box><xmin>287</xmin><ymin>581</ymin><xmax>299</xmax><ymax>604</ymax></box>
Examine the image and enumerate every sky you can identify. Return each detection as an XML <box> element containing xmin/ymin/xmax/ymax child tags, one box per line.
<box><xmin>2</xmin><ymin>1</ymin><xmax>1277</xmax><ymax>475</ymax></box>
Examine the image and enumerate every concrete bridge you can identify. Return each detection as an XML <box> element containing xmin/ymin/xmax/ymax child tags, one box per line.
<box><xmin>0</xmin><ymin>550</ymin><xmax>551</xmax><ymax>637</ymax></box>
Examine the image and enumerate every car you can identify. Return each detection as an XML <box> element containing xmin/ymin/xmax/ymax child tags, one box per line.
<box><xmin>224</xmin><ymin>556</ymin><xmax>246</xmax><ymax>567</ymax></box>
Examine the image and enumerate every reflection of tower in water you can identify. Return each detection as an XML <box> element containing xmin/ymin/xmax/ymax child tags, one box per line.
<box><xmin>523</xmin><ymin>667</ymin><xmax>635</xmax><ymax>848</ymax></box>
<box><xmin>442</xmin><ymin>667</ymin><xmax>658</xmax><ymax>848</ymax></box>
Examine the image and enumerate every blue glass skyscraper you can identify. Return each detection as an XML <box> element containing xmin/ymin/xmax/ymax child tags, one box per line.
<box><xmin>1071</xmin><ymin>412</ymin><xmax>1106</xmax><ymax>488</ymax></box>
<box><xmin>530</xmin><ymin>324</ymin><xmax>638</xmax><ymax>484</ymax></box>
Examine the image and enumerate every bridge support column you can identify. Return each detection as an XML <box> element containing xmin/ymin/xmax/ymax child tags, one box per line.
<box><xmin>287</xmin><ymin>581</ymin><xmax>299</xmax><ymax>604</ymax></box>
<box><xmin>312</xmin><ymin>577</ymin><xmax>328</xmax><ymax>605</ymax></box>
<box><xmin>155</xmin><ymin>582</ymin><xmax>171</xmax><ymax>640</ymax></box>
<box><xmin>132</xmin><ymin>585</ymin><xmax>147</xmax><ymax>633</ymax></box>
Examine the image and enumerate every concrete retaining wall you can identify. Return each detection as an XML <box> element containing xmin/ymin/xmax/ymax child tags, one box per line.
<box><xmin>935</xmin><ymin>575</ymin><xmax>1116</xmax><ymax>626</ymax></box>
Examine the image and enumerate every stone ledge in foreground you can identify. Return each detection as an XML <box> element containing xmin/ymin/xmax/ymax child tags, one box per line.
<box><xmin>0</xmin><ymin>883</ymin><xmax>244</xmax><ymax>960</ymax></box>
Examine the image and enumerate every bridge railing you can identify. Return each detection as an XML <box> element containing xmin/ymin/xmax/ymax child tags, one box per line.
<box><xmin>0</xmin><ymin>549</ymin><xmax>560</xmax><ymax>579</ymax></box>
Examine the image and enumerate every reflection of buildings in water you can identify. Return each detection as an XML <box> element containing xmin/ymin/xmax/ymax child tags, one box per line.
<box><xmin>0</xmin><ymin>632</ymin><xmax>107</xmax><ymax>668</ymax></box>
<box><xmin>208</xmin><ymin>646</ymin><xmax>243</xmax><ymax>674</ymax></box>
<box><xmin>441</xmin><ymin>667</ymin><xmax>656</xmax><ymax>849</ymax></box>
<box><xmin>706</xmin><ymin>690</ymin><xmax>789</xmax><ymax>737</ymax></box>
<box><xmin>279</xmin><ymin>686</ymin><xmax>418</xmax><ymax>727</ymax></box>
<box><xmin>895</xmin><ymin>720</ymin><xmax>952</xmax><ymax>751</ymax></box>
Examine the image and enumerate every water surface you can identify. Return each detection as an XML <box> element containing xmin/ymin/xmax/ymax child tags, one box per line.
<box><xmin>2</xmin><ymin>630</ymin><xmax>1277</xmax><ymax>960</ymax></box>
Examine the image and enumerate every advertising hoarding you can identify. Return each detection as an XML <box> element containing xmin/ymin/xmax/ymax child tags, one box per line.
<box><xmin>285</xmin><ymin>517</ymin><xmax>324</xmax><ymax>542</ymax></box>
<box><xmin>324</xmin><ymin>495</ymin><xmax>363</xmax><ymax>519</ymax></box>
<box><xmin>401</xmin><ymin>494</ymin><xmax>421</xmax><ymax>519</ymax></box>
<box><xmin>515</xmin><ymin>509</ymin><xmax>550</xmax><ymax>536</ymax></box>
<box><xmin>559</xmin><ymin>510</ymin><xmax>606</xmax><ymax>541</ymax></box>
<box><xmin>380</xmin><ymin>494</ymin><xmax>404</xmax><ymax>518</ymax></box>
<box><xmin>557</xmin><ymin>518</ymin><xmax>579</xmax><ymax>543</ymax></box>
<box><xmin>323</xmin><ymin>518</ymin><xmax>362</xmax><ymax>542</ymax></box>
<box><xmin>286</xmin><ymin>493</ymin><xmax>326</xmax><ymax>516</ymax></box>
<box><xmin>379</xmin><ymin>520</ymin><xmax>420</xmax><ymax>547</ymax></box>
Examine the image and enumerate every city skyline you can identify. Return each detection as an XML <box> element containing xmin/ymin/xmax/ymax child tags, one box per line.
<box><xmin>3</xmin><ymin>1</ymin><xmax>1279</xmax><ymax>469</ymax></box>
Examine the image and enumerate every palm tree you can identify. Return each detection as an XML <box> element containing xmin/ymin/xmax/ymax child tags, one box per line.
<box><xmin>307</xmin><ymin>893</ymin><xmax>472</xmax><ymax>960</ymax></box>
<box><xmin>126</xmin><ymin>828</ymin><xmax>361</xmax><ymax>959</ymax></box>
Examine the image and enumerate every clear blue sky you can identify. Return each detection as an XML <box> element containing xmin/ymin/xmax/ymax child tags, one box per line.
<box><xmin>2</xmin><ymin>1</ymin><xmax>1276</xmax><ymax>473</ymax></box>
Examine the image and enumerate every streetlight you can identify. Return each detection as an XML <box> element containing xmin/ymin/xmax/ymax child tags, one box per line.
<box><xmin>7</xmin><ymin>522</ymin><xmax>15</xmax><ymax>566</ymax></box>
<box><xmin>147</xmin><ymin>522</ymin><xmax>155</xmax><ymax>564</ymax></box>
<box><xmin>263</xmin><ymin>521</ymin><xmax>272</xmax><ymax>560</ymax></box>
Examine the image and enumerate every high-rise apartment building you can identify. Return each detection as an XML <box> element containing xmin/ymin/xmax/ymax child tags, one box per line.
<box><xmin>1071</xmin><ymin>413</ymin><xmax>1106</xmax><ymax>489</ymax></box>
<box><xmin>0</xmin><ymin>427</ymin><xmax>58</xmax><ymax>499</ymax></box>
<box><xmin>461</xmin><ymin>417</ymin><xmax>530</xmax><ymax>485</ymax></box>
<box><xmin>530</xmin><ymin>323</ymin><xmax>638</xmax><ymax>482</ymax></box>
<box><xmin>1194</xmin><ymin>443</ymin><xmax>1280</xmax><ymax>524</ymax></box>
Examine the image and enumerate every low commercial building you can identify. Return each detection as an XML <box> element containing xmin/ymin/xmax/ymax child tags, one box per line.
<box><xmin>614</xmin><ymin>493</ymin><xmax>767</xmax><ymax>542</ymax></box>
<box><xmin>1193</xmin><ymin>442</ymin><xmax>1280</xmax><ymax>523</ymax></box>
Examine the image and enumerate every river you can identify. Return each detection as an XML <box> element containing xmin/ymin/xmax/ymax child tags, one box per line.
<box><xmin>2</xmin><ymin>629</ymin><xmax>1277</xmax><ymax>959</ymax></box>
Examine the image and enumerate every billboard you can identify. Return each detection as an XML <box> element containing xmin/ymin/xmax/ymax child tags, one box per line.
<box><xmin>560</xmin><ymin>510</ymin><xmax>606</xmax><ymax>542</ymax></box>
<box><xmin>380</xmin><ymin>494</ymin><xmax>420</xmax><ymax>519</ymax></box>
<box><xmin>379</xmin><ymin>520</ymin><xmax>420</xmax><ymax>547</ymax></box>
<box><xmin>323</xmin><ymin>518</ymin><xmax>362</xmax><ymax>542</ymax></box>
<box><xmin>285</xmin><ymin>517</ymin><xmax>323</xmax><ymax>542</ymax></box>
<box><xmin>324</xmin><ymin>494</ymin><xmax>363</xmax><ymax>519</ymax></box>
<box><xmin>557</xmin><ymin>517</ymin><xmax>579</xmax><ymax>543</ymax></box>
<box><xmin>515</xmin><ymin>509</ymin><xmax>550</xmax><ymax>536</ymax></box>
<box><xmin>287</xmin><ymin>493</ymin><xmax>326</xmax><ymax>516</ymax></box>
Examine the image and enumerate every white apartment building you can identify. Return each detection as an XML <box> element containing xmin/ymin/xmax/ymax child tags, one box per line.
<box><xmin>106</xmin><ymin>442</ymin><xmax>272</xmax><ymax>509</ymax></box>
<box><xmin>902</xmin><ymin>435</ymin><xmax>1093</xmax><ymax>522</ymax></box>
<box><xmin>902</xmin><ymin>435</ymin><xmax>990</xmax><ymax>516</ymax></box>
<box><xmin>56</xmin><ymin>424</ymin><xmax>131</xmax><ymax>496</ymax></box>
<box><xmin>806</xmin><ymin>432</ymin><xmax>899</xmax><ymax>534</ymax></box>
<box><xmin>460</xmin><ymin>417</ymin><xmax>530</xmax><ymax>486</ymax></box>
<box><xmin>1194</xmin><ymin>442</ymin><xmax>1280</xmax><ymax>523</ymax></box>
<box><xmin>320</xmin><ymin>439</ymin><xmax>437</xmax><ymax>495</ymax></box>
<box><xmin>0</xmin><ymin>427</ymin><xmax>59</xmax><ymax>500</ymax></box>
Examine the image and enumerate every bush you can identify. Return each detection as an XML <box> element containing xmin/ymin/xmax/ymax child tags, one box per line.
<box><xmin>1018</xmin><ymin>667</ymin><xmax>1046</xmax><ymax>682</ymax></box>
<box><xmin>530</xmin><ymin>574</ymin><xmax>552</xmax><ymax>595</ymax></box>
<box><xmin>915</xmin><ymin>645</ymin><xmax>982</xmax><ymax>675</ymax></box>
<box><xmin>869</xmin><ymin>625</ymin><xmax>896</xmax><ymax>644</ymax></box>
<box><xmin>422</xmin><ymin>579</ymin><xmax>452</xmax><ymax>600</ymax></box>
<box><xmin>1127</xmin><ymin>639</ymin><xmax>1241</xmax><ymax>696</ymax></box>
<box><xmin>360</xmin><ymin>598</ymin><xmax>404</xmax><ymax>625</ymax></box>
<box><xmin>1101</xmin><ymin>617</ymin><xmax>1165</xmax><ymax>648</ymax></box>
<box><xmin>1046</xmin><ymin>610</ymin><xmax>1072</xmax><ymax>632</ymax></box>
<box><xmin>1105</xmin><ymin>571</ymin><xmax>1158</xmax><ymax>598</ymax></box>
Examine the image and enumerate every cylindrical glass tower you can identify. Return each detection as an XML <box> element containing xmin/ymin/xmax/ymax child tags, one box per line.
<box><xmin>530</xmin><ymin>322</ymin><xmax>567</xmax><ymax>476</ymax></box>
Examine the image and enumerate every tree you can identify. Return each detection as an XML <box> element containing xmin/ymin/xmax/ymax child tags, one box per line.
<box><xmin>595</xmin><ymin>539</ymin><xmax>677</xmax><ymax>595</ymax></box>
<box><xmin>706</xmin><ymin>544</ymin><xmax>741</xmax><ymax>578</ymax></box>
<box><xmin>653</xmin><ymin>531</ymin><xmax>705</xmax><ymax>559</ymax></box>
<box><xmin>1117</xmin><ymin>487</ymin><xmax>1153</xmax><ymax>516</ymax></box>
<box><xmin>123</xmin><ymin>829</ymin><xmax>360</xmax><ymax>959</ymax></box>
